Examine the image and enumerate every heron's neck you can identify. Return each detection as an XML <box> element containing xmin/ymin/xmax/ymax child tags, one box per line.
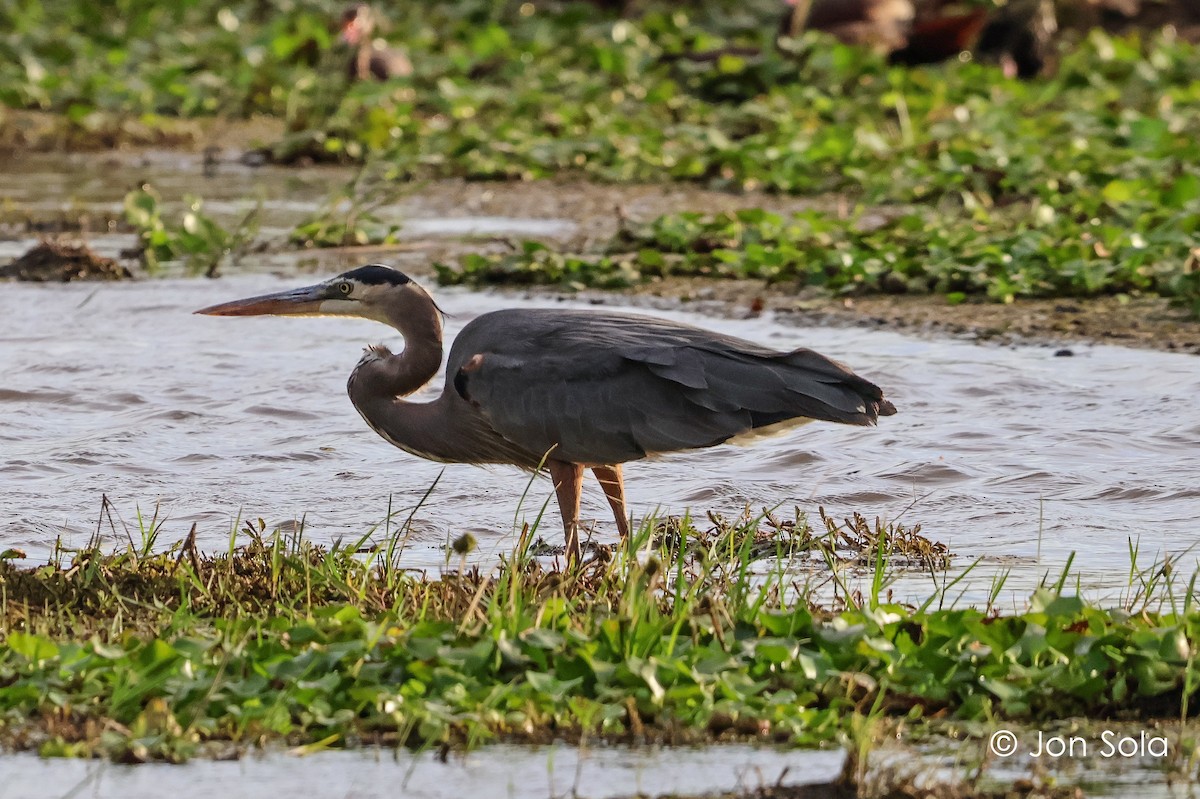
<box><xmin>349</xmin><ymin>293</ymin><xmax>443</xmax><ymax>399</ymax></box>
<box><xmin>342</xmin><ymin>287</ymin><xmax>467</xmax><ymax>463</ymax></box>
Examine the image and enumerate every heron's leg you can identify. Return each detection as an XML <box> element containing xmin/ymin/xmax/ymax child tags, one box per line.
<box><xmin>548</xmin><ymin>460</ymin><xmax>584</xmax><ymax>564</ymax></box>
<box><xmin>592</xmin><ymin>465</ymin><xmax>630</xmax><ymax>539</ymax></box>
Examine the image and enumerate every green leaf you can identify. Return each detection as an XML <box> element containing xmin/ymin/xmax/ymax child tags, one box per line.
<box><xmin>7</xmin><ymin>632</ymin><xmax>59</xmax><ymax>662</ymax></box>
<box><xmin>1165</xmin><ymin>174</ymin><xmax>1200</xmax><ymax>208</ymax></box>
<box><xmin>1102</xmin><ymin>180</ymin><xmax>1137</xmax><ymax>205</ymax></box>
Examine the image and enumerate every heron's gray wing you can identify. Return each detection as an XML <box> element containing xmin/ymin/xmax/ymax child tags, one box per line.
<box><xmin>448</xmin><ymin>309</ymin><xmax>894</xmax><ymax>465</ymax></box>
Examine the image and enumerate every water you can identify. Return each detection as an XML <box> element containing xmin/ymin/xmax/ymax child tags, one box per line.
<box><xmin>0</xmin><ymin>740</ymin><xmax>1186</xmax><ymax>799</ymax></box>
<box><xmin>3</xmin><ymin>149</ymin><xmax>1199</xmax><ymax>602</ymax></box>
<box><xmin>0</xmin><ymin>744</ymin><xmax>844</xmax><ymax>799</ymax></box>
<box><xmin>2</xmin><ymin>272</ymin><xmax>1199</xmax><ymax>601</ymax></box>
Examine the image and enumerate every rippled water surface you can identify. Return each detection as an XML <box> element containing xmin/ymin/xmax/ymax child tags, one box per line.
<box><xmin>3</xmin><ymin>271</ymin><xmax>1198</xmax><ymax>599</ymax></box>
<box><xmin>0</xmin><ymin>744</ymin><xmax>843</xmax><ymax>799</ymax></box>
<box><xmin>0</xmin><ymin>740</ymin><xmax>1185</xmax><ymax>799</ymax></box>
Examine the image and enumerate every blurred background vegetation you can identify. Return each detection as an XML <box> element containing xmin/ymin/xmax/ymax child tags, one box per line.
<box><xmin>1</xmin><ymin>0</ymin><xmax>1197</xmax><ymax>309</ymax></box>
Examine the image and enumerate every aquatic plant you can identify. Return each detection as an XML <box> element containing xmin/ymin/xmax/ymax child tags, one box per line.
<box><xmin>0</xmin><ymin>505</ymin><xmax>1197</xmax><ymax>763</ymax></box>
<box><xmin>437</xmin><ymin>204</ymin><xmax>1200</xmax><ymax>312</ymax></box>
<box><xmin>289</xmin><ymin>161</ymin><xmax>404</xmax><ymax>248</ymax></box>
<box><xmin>123</xmin><ymin>186</ymin><xmax>260</xmax><ymax>276</ymax></box>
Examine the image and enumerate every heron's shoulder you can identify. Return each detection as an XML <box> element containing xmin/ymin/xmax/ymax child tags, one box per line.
<box><xmin>453</xmin><ymin>308</ymin><xmax>781</xmax><ymax>364</ymax></box>
<box><xmin>461</xmin><ymin>307</ymin><xmax>717</xmax><ymax>338</ymax></box>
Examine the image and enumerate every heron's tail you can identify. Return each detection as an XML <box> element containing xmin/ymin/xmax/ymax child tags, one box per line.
<box><xmin>764</xmin><ymin>347</ymin><xmax>898</xmax><ymax>427</ymax></box>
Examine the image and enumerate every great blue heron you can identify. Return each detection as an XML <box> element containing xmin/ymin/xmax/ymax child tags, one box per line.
<box><xmin>196</xmin><ymin>264</ymin><xmax>897</xmax><ymax>561</ymax></box>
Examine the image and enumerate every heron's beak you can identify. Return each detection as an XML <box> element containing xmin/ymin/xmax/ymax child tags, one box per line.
<box><xmin>194</xmin><ymin>283</ymin><xmax>331</xmax><ymax>317</ymax></box>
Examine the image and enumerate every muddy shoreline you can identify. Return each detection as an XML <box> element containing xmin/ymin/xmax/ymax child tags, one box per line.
<box><xmin>396</xmin><ymin>182</ymin><xmax>1200</xmax><ymax>354</ymax></box>
<box><xmin>404</xmin><ymin>256</ymin><xmax>1200</xmax><ymax>356</ymax></box>
<box><xmin>602</xmin><ymin>277</ymin><xmax>1200</xmax><ymax>355</ymax></box>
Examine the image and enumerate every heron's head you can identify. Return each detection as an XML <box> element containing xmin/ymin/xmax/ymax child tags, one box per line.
<box><xmin>195</xmin><ymin>264</ymin><xmax>433</xmax><ymax>327</ymax></box>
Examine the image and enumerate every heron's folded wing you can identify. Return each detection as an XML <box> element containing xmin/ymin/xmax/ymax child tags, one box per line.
<box><xmin>456</xmin><ymin>324</ymin><xmax>888</xmax><ymax>465</ymax></box>
<box><xmin>459</xmin><ymin>349</ymin><xmax>748</xmax><ymax>464</ymax></box>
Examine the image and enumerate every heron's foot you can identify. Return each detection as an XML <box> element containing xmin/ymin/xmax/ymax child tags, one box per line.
<box><xmin>526</xmin><ymin>533</ymin><xmax>612</xmax><ymax>569</ymax></box>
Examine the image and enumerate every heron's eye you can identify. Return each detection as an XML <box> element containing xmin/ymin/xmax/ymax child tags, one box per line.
<box><xmin>338</xmin><ymin>282</ymin><xmax>353</xmax><ymax>296</ymax></box>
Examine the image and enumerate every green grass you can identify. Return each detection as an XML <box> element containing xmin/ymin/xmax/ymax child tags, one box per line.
<box><xmin>1</xmin><ymin>508</ymin><xmax>1199</xmax><ymax>763</ymax></box>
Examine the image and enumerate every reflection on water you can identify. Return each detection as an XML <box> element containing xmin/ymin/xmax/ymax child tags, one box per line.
<box><xmin>2</xmin><ymin>274</ymin><xmax>1199</xmax><ymax>602</ymax></box>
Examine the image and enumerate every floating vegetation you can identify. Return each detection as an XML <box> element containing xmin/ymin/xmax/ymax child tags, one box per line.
<box><xmin>0</xmin><ymin>240</ymin><xmax>131</xmax><ymax>282</ymax></box>
<box><xmin>436</xmin><ymin>205</ymin><xmax>1200</xmax><ymax>313</ymax></box>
